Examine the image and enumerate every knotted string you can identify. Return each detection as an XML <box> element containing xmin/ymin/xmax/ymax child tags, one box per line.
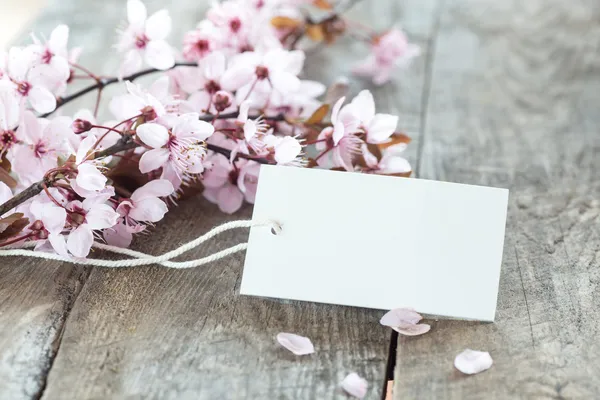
<box><xmin>0</xmin><ymin>219</ymin><xmax>280</xmax><ymax>268</ymax></box>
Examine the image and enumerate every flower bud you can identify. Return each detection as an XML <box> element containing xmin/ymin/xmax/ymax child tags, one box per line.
<box><xmin>30</xmin><ymin>220</ymin><xmax>44</xmax><ymax>231</ymax></box>
<box><xmin>72</xmin><ymin>119</ymin><xmax>92</xmax><ymax>134</ymax></box>
<box><xmin>213</xmin><ymin>90</ymin><xmax>233</xmax><ymax>112</ymax></box>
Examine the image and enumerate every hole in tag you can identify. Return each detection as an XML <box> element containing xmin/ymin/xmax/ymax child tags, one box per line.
<box><xmin>270</xmin><ymin>221</ymin><xmax>282</xmax><ymax>235</ymax></box>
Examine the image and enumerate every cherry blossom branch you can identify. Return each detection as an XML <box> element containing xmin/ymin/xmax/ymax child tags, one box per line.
<box><xmin>0</xmin><ymin>110</ymin><xmax>280</xmax><ymax>215</ymax></box>
<box><xmin>40</xmin><ymin>62</ymin><xmax>197</xmax><ymax>118</ymax></box>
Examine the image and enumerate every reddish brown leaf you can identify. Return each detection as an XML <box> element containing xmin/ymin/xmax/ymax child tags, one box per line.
<box><xmin>0</xmin><ymin>213</ymin><xmax>29</xmax><ymax>242</ymax></box>
<box><xmin>325</xmin><ymin>77</ymin><xmax>349</xmax><ymax>105</ymax></box>
<box><xmin>378</xmin><ymin>133</ymin><xmax>412</xmax><ymax>151</ymax></box>
<box><xmin>304</xmin><ymin>104</ymin><xmax>330</xmax><ymax>125</ymax></box>
<box><xmin>305</xmin><ymin>24</ymin><xmax>325</xmax><ymax>42</ymax></box>
<box><xmin>0</xmin><ymin>167</ymin><xmax>16</xmax><ymax>188</ymax></box>
<box><xmin>271</xmin><ymin>16</ymin><xmax>303</xmax><ymax>29</ymax></box>
<box><xmin>312</xmin><ymin>0</ymin><xmax>333</xmax><ymax>10</ymax></box>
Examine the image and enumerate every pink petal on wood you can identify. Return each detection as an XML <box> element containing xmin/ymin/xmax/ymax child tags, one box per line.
<box><xmin>276</xmin><ymin>332</ymin><xmax>314</xmax><ymax>356</ymax></box>
<box><xmin>454</xmin><ymin>349</ymin><xmax>493</xmax><ymax>375</ymax></box>
<box><xmin>341</xmin><ymin>372</ymin><xmax>368</xmax><ymax>399</ymax></box>
<box><xmin>379</xmin><ymin>308</ymin><xmax>422</xmax><ymax>327</ymax></box>
<box><xmin>393</xmin><ymin>323</ymin><xmax>431</xmax><ymax>336</ymax></box>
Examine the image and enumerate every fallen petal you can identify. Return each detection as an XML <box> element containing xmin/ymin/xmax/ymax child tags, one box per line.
<box><xmin>380</xmin><ymin>308</ymin><xmax>422</xmax><ymax>327</ymax></box>
<box><xmin>276</xmin><ymin>332</ymin><xmax>314</xmax><ymax>356</ymax></box>
<box><xmin>392</xmin><ymin>323</ymin><xmax>431</xmax><ymax>336</ymax></box>
<box><xmin>341</xmin><ymin>372</ymin><xmax>368</xmax><ymax>399</ymax></box>
<box><xmin>454</xmin><ymin>349</ymin><xmax>493</xmax><ymax>375</ymax></box>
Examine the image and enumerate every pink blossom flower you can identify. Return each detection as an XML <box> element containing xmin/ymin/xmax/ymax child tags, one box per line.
<box><xmin>182</xmin><ymin>24</ymin><xmax>219</xmax><ymax>62</ymax></box>
<box><xmin>9</xmin><ymin>111</ymin><xmax>71</xmax><ymax>186</ymax></box>
<box><xmin>276</xmin><ymin>332</ymin><xmax>315</xmax><ymax>356</ymax></box>
<box><xmin>353</xmin><ymin>27</ymin><xmax>420</xmax><ymax>86</ymax></box>
<box><xmin>27</xmin><ymin>200</ymin><xmax>69</xmax><ymax>257</ymax></box>
<box><xmin>117</xmin><ymin>0</ymin><xmax>175</xmax><ymax>76</ymax></box>
<box><xmin>349</xmin><ymin>90</ymin><xmax>398</xmax><ymax>144</ymax></box>
<box><xmin>74</xmin><ymin>134</ymin><xmax>108</xmax><ymax>196</ymax></box>
<box><xmin>341</xmin><ymin>373</ymin><xmax>368</xmax><ymax>399</ymax></box>
<box><xmin>221</xmin><ymin>49</ymin><xmax>304</xmax><ymax>95</ymax></box>
<box><xmin>117</xmin><ymin>179</ymin><xmax>174</xmax><ymax>225</ymax></box>
<box><xmin>206</xmin><ymin>1</ymin><xmax>252</xmax><ymax>48</ymax></box>
<box><xmin>454</xmin><ymin>349</ymin><xmax>493</xmax><ymax>375</ymax></box>
<box><xmin>1</xmin><ymin>47</ymin><xmax>57</xmax><ymax>113</ymax></box>
<box><xmin>202</xmin><ymin>154</ymin><xmax>259</xmax><ymax>214</ymax></box>
<box><xmin>66</xmin><ymin>195</ymin><xmax>120</xmax><ymax>258</ymax></box>
<box><xmin>29</xmin><ymin>25</ymin><xmax>71</xmax><ymax>95</ymax></box>
<box><xmin>361</xmin><ymin>144</ymin><xmax>411</xmax><ymax>176</ymax></box>
<box><xmin>109</xmin><ymin>78</ymin><xmax>168</xmax><ymax>122</ymax></box>
<box><xmin>316</xmin><ymin>96</ymin><xmax>362</xmax><ymax>171</ymax></box>
<box><xmin>177</xmin><ymin>52</ymin><xmax>232</xmax><ymax>113</ymax></box>
<box><xmin>137</xmin><ymin>113</ymin><xmax>214</xmax><ymax>180</ymax></box>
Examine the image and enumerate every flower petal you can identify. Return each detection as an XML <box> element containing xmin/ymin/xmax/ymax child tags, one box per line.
<box><xmin>127</xmin><ymin>0</ymin><xmax>147</xmax><ymax>25</ymax></box>
<box><xmin>85</xmin><ymin>203</ymin><xmax>119</xmax><ymax>230</ymax></box>
<box><xmin>76</xmin><ymin>163</ymin><xmax>107</xmax><ymax>191</ymax></box>
<box><xmin>28</xmin><ymin>85</ymin><xmax>56</xmax><ymax>114</ymax></box>
<box><xmin>67</xmin><ymin>225</ymin><xmax>94</xmax><ymax>258</ymax></box>
<box><xmin>145</xmin><ymin>10</ymin><xmax>171</xmax><ymax>40</ymax></box>
<box><xmin>341</xmin><ymin>373</ymin><xmax>368</xmax><ymax>399</ymax></box>
<box><xmin>350</xmin><ymin>90</ymin><xmax>375</xmax><ymax>124</ymax></box>
<box><xmin>136</xmin><ymin>122</ymin><xmax>169</xmax><ymax>148</ymax></box>
<box><xmin>103</xmin><ymin>221</ymin><xmax>133</xmax><ymax>248</ymax></box>
<box><xmin>145</xmin><ymin>40</ymin><xmax>175</xmax><ymax>70</ymax></box>
<box><xmin>380</xmin><ymin>308</ymin><xmax>422</xmax><ymax>327</ymax></box>
<box><xmin>454</xmin><ymin>349</ymin><xmax>493</xmax><ymax>375</ymax></box>
<box><xmin>129</xmin><ymin>197</ymin><xmax>168</xmax><ymax>222</ymax></box>
<box><xmin>173</xmin><ymin>113</ymin><xmax>214</xmax><ymax>140</ymax></box>
<box><xmin>216</xmin><ymin>183</ymin><xmax>244</xmax><ymax>214</ymax></box>
<box><xmin>131</xmin><ymin>179</ymin><xmax>174</xmax><ymax>202</ymax></box>
<box><xmin>274</xmin><ymin>136</ymin><xmax>301</xmax><ymax>164</ymax></box>
<box><xmin>276</xmin><ymin>332</ymin><xmax>314</xmax><ymax>356</ymax></box>
<box><xmin>367</xmin><ymin>114</ymin><xmax>398</xmax><ymax>144</ymax></box>
<box><xmin>201</xmin><ymin>51</ymin><xmax>226</xmax><ymax>80</ymax></box>
<box><xmin>393</xmin><ymin>323</ymin><xmax>431</xmax><ymax>336</ymax></box>
<box><xmin>139</xmin><ymin>148</ymin><xmax>170</xmax><ymax>173</ymax></box>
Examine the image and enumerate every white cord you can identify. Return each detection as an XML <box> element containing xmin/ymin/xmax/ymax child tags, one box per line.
<box><xmin>0</xmin><ymin>219</ymin><xmax>279</xmax><ymax>269</ymax></box>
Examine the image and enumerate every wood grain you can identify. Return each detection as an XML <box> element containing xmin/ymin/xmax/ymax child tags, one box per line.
<box><xmin>0</xmin><ymin>1</ymin><xmax>438</xmax><ymax>399</ymax></box>
<box><xmin>393</xmin><ymin>0</ymin><xmax>600</xmax><ymax>398</ymax></box>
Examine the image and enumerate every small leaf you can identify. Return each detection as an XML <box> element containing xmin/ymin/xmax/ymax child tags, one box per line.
<box><xmin>378</xmin><ymin>133</ymin><xmax>412</xmax><ymax>151</ymax></box>
<box><xmin>325</xmin><ymin>77</ymin><xmax>349</xmax><ymax>106</ymax></box>
<box><xmin>0</xmin><ymin>213</ymin><xmax>25</xmax><ymax>232</ymax></box>
<box><xmin>0</xmin><ymin>213</ymin><xmax>29</xmax><ymax>242</ymax></box>
<box><xmin>304</xmin><ymin>104</ymin><xmax>330</xmax><ymax>125</ymax></box>
<box><xmin>0</xmin><ymin>167</ymin><xmax>16</xmax><ymax>189</ymax></box>
<box><xmin>312</xmin><ymin>0</ymin><xmax>333</xmax><ymax>10</ymax></box>
<box><xmin>305</xmin><ymin>24</ymin><xmax>325</xmax><ymax>42</ymax></box>
<box><xmin>306</xmin><ymin>158</ymin><xmax>319</xmax><ymax>168</ymax></box>
<box><xmin>271</xmin><ymin>16</ymin><xmax>302</xmax><ymax>29</ymax></box>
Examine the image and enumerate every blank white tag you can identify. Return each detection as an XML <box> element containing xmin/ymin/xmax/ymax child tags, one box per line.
<box><xmin>241</xmin><ymin>165</ymin><xmax>509</xmax><ymax>321</ymax></box>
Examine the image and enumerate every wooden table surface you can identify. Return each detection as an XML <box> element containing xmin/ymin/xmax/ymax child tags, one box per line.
<box><xmin>1</xmin><ymin>0</ymin><xmax>599</xmax><ymax>399</ymax></box>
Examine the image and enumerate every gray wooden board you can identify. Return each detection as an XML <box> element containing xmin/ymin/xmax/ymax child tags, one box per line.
<box><xmin>0</xmin><ymin>0</ymin><xmax>440</xmax><ymax>399</ymax></box>
<box><xmin>394</xmin><ymin>0</ymin><xmax>600</xmax><ymax>398</ymax></box>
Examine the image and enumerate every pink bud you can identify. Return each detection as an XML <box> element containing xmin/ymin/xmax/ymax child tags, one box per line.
<box><xmin>72</xmin><ymin>119</ymin><xmax>92</xmax><ymax>134</ymax></box>
<box><xmin>212</xmin><ymin>90</ymin><xmax>233</xmax><ymax>112</ymax></box>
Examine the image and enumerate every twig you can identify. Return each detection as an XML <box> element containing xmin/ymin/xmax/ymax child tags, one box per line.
<box><xmin>40</xmin><ymin>62</ymin><xmax>197</xmax><ymax>118</ymax></box>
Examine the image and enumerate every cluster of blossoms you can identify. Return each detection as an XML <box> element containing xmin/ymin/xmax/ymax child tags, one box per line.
<box><xmin>0</xmin><ymin>0</ymin><xmax>418</xmax><ymax>259</ymax></box>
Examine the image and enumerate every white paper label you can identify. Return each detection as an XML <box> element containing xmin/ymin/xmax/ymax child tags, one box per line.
<box><xmin>241</xmin><ymin>165</ymin><xmax>509</xmax><ymax>321</ymax></box>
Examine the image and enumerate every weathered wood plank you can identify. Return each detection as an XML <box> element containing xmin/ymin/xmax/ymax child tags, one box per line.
<box><xmin>0</xmin><ymin>262</ymin><xmax>89</xmax><ymax>399</ymax></box>
<box><xmin>394</xmin><ymin>0</ymin><xmax>600</xmax><ymax>398</ymax></box>
<box><xmin>16</xmin><ymin>1</ymin><xmax>441</xmax><ymax>399</ymax></box>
